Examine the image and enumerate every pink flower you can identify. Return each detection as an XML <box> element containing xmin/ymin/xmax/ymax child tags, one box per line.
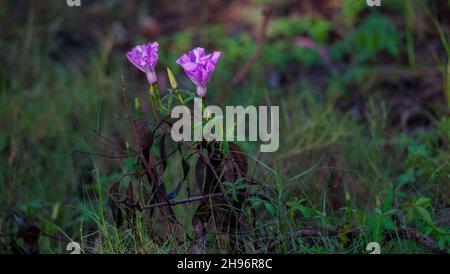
<box><xmin>127</xmin><ymin>42</ymin><xmax>159</xmax><ymax>84</ymax></box>
<box><xmin>176</xmin><ymin>47</ymin><xmax>221</xmax><ymax>98</ymax></box>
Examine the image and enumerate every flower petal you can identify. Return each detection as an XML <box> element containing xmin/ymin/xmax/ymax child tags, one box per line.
<box><xmin>176</xmin><ymin>47</ymin><xmax>221</xmax><ymax>92</ymax></box>
<box><xmin>126</xmin><ymin>42</ymin><xmax>159</xmax><ymax>76</ymax></box>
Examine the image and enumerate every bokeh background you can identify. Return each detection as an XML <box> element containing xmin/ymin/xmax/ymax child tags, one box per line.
<box><xmin>0</xmin><ymin>0</ymin><xmax>449</xmax><ymax>253</ymax></box>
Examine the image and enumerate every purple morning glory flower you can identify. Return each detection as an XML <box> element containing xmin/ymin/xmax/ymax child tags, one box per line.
<box><xmin>127</xmin><ymin>42</ymin><xmax>159</xmax><ymax>85</ymax></box>
<box><xmin>176</xmin><ymin>47</ymin><xmax>221</xmax><ymax>98</ymax></box>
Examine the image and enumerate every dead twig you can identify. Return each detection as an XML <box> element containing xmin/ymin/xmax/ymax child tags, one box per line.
<box><xmin>142</xmin><ymin>193</ymin><xmax>224</xmax><ymax>210</ymax></box>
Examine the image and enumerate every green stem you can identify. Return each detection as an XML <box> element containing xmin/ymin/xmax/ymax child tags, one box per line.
<box><xmin>148</xmin><ymin>85</ymin><xmax>158</xmax><ymax>118</ymax></box>
<box><xmin>175</xmin><ymin>89</ymin><xmax>186</xmax><ymax>106</ymax></box>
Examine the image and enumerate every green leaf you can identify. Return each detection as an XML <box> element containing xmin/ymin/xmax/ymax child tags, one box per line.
<box><xmin>416</xmin><ymin>207</ymin><xmax>433</xmax><ymax>225</ymax></box>
<box><xmin>383</xmin><ymin>209</ymin><xmax>399</xmax><ymax>216</ymax></box>
<box><xmin>264</xmin><ymin>202</ymin><xmax>276</xmax><ymax>216</ymax></box>
<box><xmin>248</xmin><ymin>197</ymin><xmax>263</xmax><ymax>208</ymax></box>
<box><xmin>416</xmin><ymin>197</ymin><xmax>432</xmax><ymax>207</ymax></box>
<box><xmin>299</xmin><ymin>206</ymin><xmax>312</xmax><ymax>218</ymax></box>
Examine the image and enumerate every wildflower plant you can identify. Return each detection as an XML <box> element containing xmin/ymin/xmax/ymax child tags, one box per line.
<box><xmin>113</xmin><ymin>43</ymin><xmax>250</xmax><ymax>253</ymax></box>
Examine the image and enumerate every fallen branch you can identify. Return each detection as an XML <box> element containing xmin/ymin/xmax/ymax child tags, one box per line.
<box><xmin>398</xmin><ymin>226</ymin><xmax>446</xmax><ymax>254</ymax></box>
<box><xmin>256</xmin><ymin>224</ymin><xmax>445</xmax><ymax>254</ymax></box>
